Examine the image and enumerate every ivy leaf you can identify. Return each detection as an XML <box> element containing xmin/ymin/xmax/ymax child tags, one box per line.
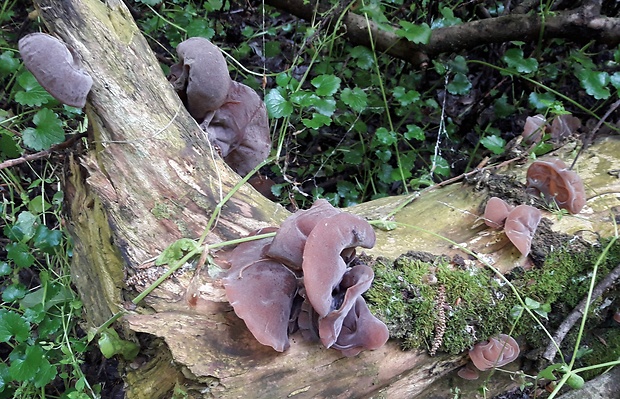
<box><xmin>0</xmin><ymin>51</ymin><xmax>20</xmax><ymax>76</ymax></box>
<box><xmin>22</xmin><ymin>108</ymin><xmax>65</xmax><ymax>151</ymax></box>
<box><xmin>502</xmin><ymin>48</ymin><xmax>538</xmax><ymax>74</ymax></box>
<box><xmin>33</xmin><ymin>225</ymin><xmax>63</xmax><ymax>254</ymax></box>
<box><xmin>185</xmin><ymin>19</ymin><xmax>215</xmax><ymax>39</ymax></box>
<box><xmin>393</xmin><ymin>86</ymin><xmax>420</xmax><ymax>106</ymax></box>
<box><xmin>396</xmin><ymin>21</ymin><xmax>431</xmax><ymax>44</ymax></box>
<box><xmin>480</xmin><ymin>135</ymin><xmax>506</xmax><ymax>155</ymax></box>
<box><xmin>301</xmin><ymin>113</ymin><xmax>331</xmax><ymax>129</ymax></box>
<box><xmin>9</xmin><ymin>211</ymin><xmax>38</xmax><ymax>242</ymax></box>
<box><xmin>373</xmin><ymin>127</ymin><xmax>397</xmax><ymax>146</ymax></box>
<box><xmin>2</xmin><ymin>284</ymin><xmax>26</xmax><ymax>302</ymax></box>
<box><xmin>404</xmin><ymin>124</ymin><xmax>425</xmax><ymax>141</ymax></box>
<box><xmin>311</xmin><ymin>75</ymin><xmax>341</xmax><ymax>97</ymax></box>
<box><xmin>14</xmin><ymin>72</ymin><xmax>56</xmax><ymax>107</ymax></box>
<box><xmin>156</xmin><ymin>238</ymin><xmax>198</xmax><ymax>266</ymax></box>
<box><xmin>0</xmin><ymin>311</ymin><xmax>30</xmax><ymax>343</ymax></box>
<box><xmin>33</xmin><ymin>358</ymin><xmax>56</xmax><ymax>388</ymax></box>
<box><xmin>576</xmin><ymin>68</ymin><xmax>610</xmax><ymax>100</ymax></box>
<box><xmin>349</xmin><ymin>46</ymin><xmax>374</xmax><ymax>70</ymax></box>
<box><xmin>264</xmin><ymin>88</ymin><xmax>293</xmax><ymax>118</ymax></box>
<box><xmin>340</xmin><ymin>87</ymin><xmax>367</xmax><ymax>113</ymax></box>
<box><xmin>6</xmin><ymin>242</ymin><xmax>35</xmax><ymax>268</ymax></box>
<box><xmin>312</xmin><ymin>97</ymin><xmax>336</xmax><ymax>117</ymax></box>
<box><xmin>447</xmin><ymin>73</ymin><xmax>471</xmax><ymax>95</ymax></box>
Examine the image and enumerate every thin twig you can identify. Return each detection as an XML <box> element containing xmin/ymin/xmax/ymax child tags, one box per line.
<box><xmin>0</xmin><ymin>133</ymin><xmax>86</xmax><ymax>170</ymax></box>
<box><xmin>542</xmin><ymin>262</ymin><xmax>620</xmax><ymax>362</ymax></box>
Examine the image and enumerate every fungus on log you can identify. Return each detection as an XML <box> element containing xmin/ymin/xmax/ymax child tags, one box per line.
<box><xmin>18</xmin><ymin>32</ymin><xmax>92</xmax><ymax>108</ymax></box>
<box><xmin>504</xmin><ymin>205</ymin><xmax>542</xmax><ymax>257</ymax></box>
<box><xmin>526</xmin><ymin>158</ymin><xmax>586</xmax><ymax>214</ymax></box>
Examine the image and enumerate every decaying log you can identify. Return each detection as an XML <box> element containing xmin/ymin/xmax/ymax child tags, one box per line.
<box><xmin>34</xmin><ymin>0</ymin><xmax>620</xmax><ymax>398</ymax></box>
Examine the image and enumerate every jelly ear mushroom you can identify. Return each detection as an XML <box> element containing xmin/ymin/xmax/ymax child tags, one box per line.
<box><xmin>469</xmin><ymin>334</ymin><xmax>520</xmax><ymax>371</ymax></box>
<box><xmin>504</xmin><ymin>205</ymin><xmax>541</xmax><ymax>257</ymax></box>
<box><xmin>18</xmin><ymin>33</ymin><xmax>92</xmax><ymax>108</ymax></box>
<box><xmin>202</xmin><ymin>81</ymin><xmax>271</xmax><ymax>176</ymax></box>
<box><xmin>222</xmin><ymin>231</ymin><xmax>298</xmax><ymax>352</ymax></box>
<box><xmin>170</xmin><ymin>37</ymin><xmax>231</xmax><ymax>121</ymax></box>
<box><xmin>526</xmin><ymin>158</ymin><xmax>586</xmax><ymax>214</ymax></box>
<box><xmin>266</xmin><ymin>199</ymin><xmax>341</xmax><ymax>269</ymax></box>
<box><xmin>302</xmin><ymin>213</ymin><xmax>376</xmax><ymax>317</ymax></box>
<box><xmin>483</xmin><ymin>197</ymin><xmax>514</xmax><ymax>229</ymax></box>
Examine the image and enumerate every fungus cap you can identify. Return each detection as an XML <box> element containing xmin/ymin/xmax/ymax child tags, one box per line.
<box><xmin>469</xmin><ymin>334</ymin><xmax>520</xmax><ymax>371</ymax></box>
<box><xmin>18</xmin><ymin>33</ymin><xmax>92</xmax><ymax>108</ymax></box>
<box><xmin>526</xmin><ymin>158</ymin><xmax>586</xmax><ymax>214</ymax></box>
<box><xmin>504</xmin><ymin>205</ymin><xmax>541</xmax><ymax>256</ymax></box>
<box><xmin>483</xmin><ymin>197</ymin><xmax>514</xmax><ymax>229</ymax></box>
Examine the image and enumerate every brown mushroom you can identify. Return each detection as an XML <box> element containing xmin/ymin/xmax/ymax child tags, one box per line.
<box><xmin>549</xmin><ymin>114</ymin><xmax>581</xmax><ymax>142</ymax></box>
<box><xmin>521</xmin><ymin>114</ymin><xmax>546</xmax><ymax>144</ymax></box>
<box><xmin>504</xmin><ymin>205</ymin><xmax>541</xmax><ymax>256</ymax></box>
<box><xmin>222</xmin><ymin>232</ymin><xmax>298</xmax><ymax>352</ymax></box>
<box><xmin>318</xmin><ymin>264</ymin><xmax>375</xmax><ymax>348</ymax></box>
<box><xmin>266</xmin><ymin>199</ymin><xmax>341</xmax><ymax>269</ymax></box>
<box><xmin>18</xmin><ymin>33</ymin><xmax>92</xmax><ymax>108</ymax></box>
<box><xmin>483</xmin><ymin>197</ymin><xmax>514</xmax><ymax>229</ymax></box>
<box><xmin>469</xmin><ymin>334</ymin><xmax>520</xmax><ymax>371</ymax></box>
<box><xmin>526</xmin><ymin>158</ymin><xmax>586</xmax><ymax>214</ymax></box>
<box><xmin>169</xmin><ymin>37</ymin><xmax>231</xmax><ymax>121</ymax></box>
<box><xmin>457</xmin><ymin>363</ymin><xmax>481</xmax><ymax>380</ymax></box>
<box><xmin>302</xmin><ymin>212</ymin><xmax>376</xmax><ymax>317</ymax></box>
<box><xmin>201</xmin><ymin>81</ymin><xmax>271</xmax><ymax>176</ymax></box>
<box><xmin>330</xmin><ymin>296</ymin><xmax>389</xmax><ymax>357</ymax></box>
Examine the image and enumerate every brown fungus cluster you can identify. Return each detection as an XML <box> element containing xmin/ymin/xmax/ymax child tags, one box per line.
<box><xmin>526</xmin><ymin>158</ymin><xmax>586</xmax><ymax>214</ymax></box>
<box><xmin>458</xmin><ymin>334</ymin><xmax>520</xmax><ymax>380</ymax></box>
<box><xmin>169</xmin><ymin>37</ymin><xmax>271</xmax><ymax>176</ymax></box>
<box><xmin>222</xmin><ymin>199</ymin><xmax>389</xmax><ymax>356</ymax></box>
<box><xmin>484</xmin><ymin>197</ymin><xmax>541</xmax><ymax>257</ymax></box>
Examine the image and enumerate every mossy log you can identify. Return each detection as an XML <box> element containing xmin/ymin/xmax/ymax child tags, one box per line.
<box><xmin>35</xmin><ymin>0</ymin><xmax>620</xmax><ymax>398</ymax></box>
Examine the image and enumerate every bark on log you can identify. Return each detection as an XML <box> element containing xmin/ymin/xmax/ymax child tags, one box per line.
<box><xmin>265</xmin><ymin>0</ymin><xmax>620</xmax><ymax>67</ymax></box>
<box><xmin>33</xmin><ymin>0</ymin><xmax>620</xmax><ymax>398</ymax></box>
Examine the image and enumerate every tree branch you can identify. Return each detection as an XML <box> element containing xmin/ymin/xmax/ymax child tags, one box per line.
<box><xmin>265</xmin><ymin>0</ymin><xmax>620</xmax><ymax>67</ymax></box>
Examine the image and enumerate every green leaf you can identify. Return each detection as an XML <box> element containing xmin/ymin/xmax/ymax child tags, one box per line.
<box><xmin>393</xmin><ymin>86</ymin><xmax>420</xmax><ymax>106</ymax></box>
<box><xmin>156</xmin><ymin>238</ymin><xmax>199</xmax><ymax>266</ymax></box>
<box><xmin>576</xmin><ymin>68</ymin><xmax>610</xmax><ymax>100</ymax></box>
<box><xmin>301</xmin><ymin>113</ymin><xmax>331</xmax><ymax>129</ymax></box>
<box><xmin>27</xmin><ymin>195</ymin><xmax>52</xmax><ymax>214</ymax></box>
<box><xmin>404</xmin><ymin>124</ymin><xmax>425</xmax><ymax>141</ymax></box>
<box><xmin>98</xmin><ymin>328</ymin><xmax>139</xmax><ymax>360</ymax></box>
<box><xmin>264</xmin><ymin>89</ymin><xmax>293</xmax><ymax>118</ymax></box>
<box><xmin>33</xmin><ymin>225</ymin><xmax>63</xmax><ymax>254</ymax></box>
<box><xmin>538</xmin><ymin>363</ymin><xmax>563</xmax><ymax>380</ymax></box>
<box><xmin>0</xmin><ymin>311</ymin><xmax>30</xmax><ymax>343</ymax></box>
<box><xmin>373</xmin><ymin>127</ymin><xmax>397</xmax><ymax>146</ymax></box>
<box><xmin>396</xmin><ymin>21</ymin><xmax>431</xmax><ymax>44</ymax></box>
<box><xmin>10</xmin><ymin>211</ymin><xmax>38</xmax><ymax>242</ymax></box>
<box><xmin>137</xmin><ymin>0</ymin><xmax>162</xmax><ymax>5</ymax></box>
<box><xmin>2</xmin><ymin>284</ymin><xmax>26</xmax><ymax>302</ymax></box>
<box><xmin>447</xmin><ymin>73</ymin><xmax>471</xmax><ymax>95</ymax></box>
<box><xmin>14</xmin><ymin>72</ymin><xmax>56</xmax><ymax>107</ymax></box>
<box><xmin>22</xmin><ymin>108</ymin><xmax>65</xmax><ymax>151</ymax></box>
<box><xmin>611</xmin><ymin>72</ymin><xmax>620</xmax><ymax>91</ymax></box>
<box><xmin>480</xmin><ymin>135</ymin><xmax>506</xmax><ymax>155</ymax></box>
<box><xmin>375</xmin><ymin>149</ymin><xmax>391</xmax><ymax>163</ymax></box>
<box><xmin>431</xmin><ymin>7</ymin><xmax>462</xmax><ymax>28</ymax></box>
<box><xmin>340</xmin><ymin>87</ymin><xmax>367</xmax><ymax>113</ymax></box>
<box><xmin>349</xmin><ymin>46</ymin><xmax>374</xmax><ymax>70</ymax></box>
<box><xmin>6</xmin><ymin>242</ymin><xmax>35</xmax><ymax>268</ymax></box>
<box><xmin>186</xmin><ymin>20</ymin><xmax>215</xmax><ymax>39</ymax></box>
<box><xmin>502</xmin><ymin>48</ymin><xmax>538</xmax><ymax>74</ymax></box>
<box><xmin>493</xmin><ymin>95</ymin><xmax>516</xmax><ymax>118</ymax></box>
<box><xmin>566</xmin><ymin>373</ymin><xmax>584</xmax><ymax>389</ymax></box>
<box><xmin>0</xmin><ymin>262</ymin><xmax>11</xmax><ymax>277</ymax></box>
<box><xmin>529</xmin><ymin>92</ymin><xmax>556</xmax><ymax>111</ymax></box>
<box><xmin>9</xmin><ymin>345</ymin><xmax>50</xmax><ymax>383</ymax></box>
<box><xmin>311</xmin><ymin>75</ymin><xmax>341</xmax><ymax>97</ymax></box>
<box><xmin>33</xmin><ymin>358</ymin><xmax>56</xmax><ymax>388</ymax></box>
<box><xmin>431</xmin><ymin>155</ymin><xmax>450</xmax><ymax>177</ymax></box>
<box><xmin>0</xmin><ymin>129</ymin><xmax>22</xmax><ymax>159</ymax></box>
<box><xmin>342</xmin><ymin>145</ymin><xmax>364</xmax><ymax>164</ymax></box>
<box><xmin>312</xmin><ymin>97</ymin><xmax>336</xmax><ymax>117</ymax></box>
<box><xmin>0</xmin><ymin>51</ymin><xmax>19</xmax><ymax>76</ymax></box>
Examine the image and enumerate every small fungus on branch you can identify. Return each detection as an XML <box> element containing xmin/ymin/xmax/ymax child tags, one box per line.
<box><xmin>223</xmin><ymin>200</ymin><xmax>388</xmax><ymax>356</ymax></box>
<box><xmin>526</xmin><ymin>158</ymin><xmax>586</xmax><ymax>214</ymax></box>
<box><xmin>18</xmin><ymin>33</ymin><xmax>93</xmax><ymax>108</ymax></box>
<box><xmin>483</xmin><ymin>197</ymin><xmax>514</xmax><ymax>229</ymax></box>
